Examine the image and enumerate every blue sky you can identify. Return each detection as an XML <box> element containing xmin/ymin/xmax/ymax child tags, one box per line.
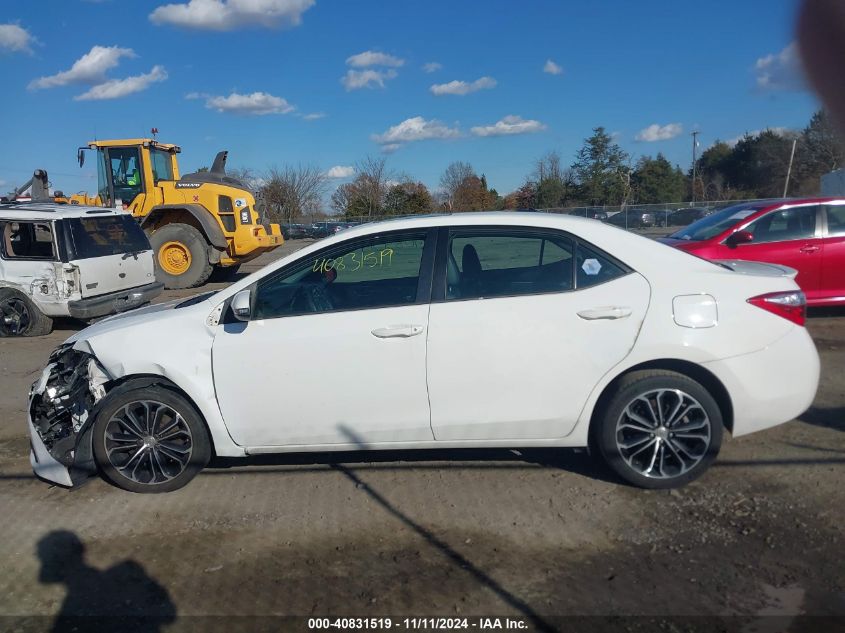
<box><xmin>0</xmin><ymin>0</ymin><xmax>820</xmax><ymax>206</ymax></box>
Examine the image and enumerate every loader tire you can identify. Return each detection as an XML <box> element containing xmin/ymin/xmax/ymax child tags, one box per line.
<box><xmin>149</xmin><ymin>223</ymin><xmax>214</xmax><ymax>289</ymax></box>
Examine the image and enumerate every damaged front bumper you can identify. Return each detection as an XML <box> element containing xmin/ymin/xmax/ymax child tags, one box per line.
<box><xmin>28</xmin><ymin>344</ymin><xmax>111</xmax><ymax>487</ymax></box>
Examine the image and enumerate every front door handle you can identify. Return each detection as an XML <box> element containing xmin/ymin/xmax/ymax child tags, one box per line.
<box><xmin>799</xmin><ymin>244</ymin><xmax>820</xmax><ymax>253</ymax></box>
<box><xmin>577</xmin><ymin>306</ymin><xmax>633</xmax><ymax>320</ymax></box>
<box><xmin>371</xmin><ymin>324</ymin><xmax>425</xmax><ymax>338</ymax></box>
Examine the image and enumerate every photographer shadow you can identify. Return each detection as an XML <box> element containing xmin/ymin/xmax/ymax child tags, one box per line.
<box><xmin>37</xmin><ymin>530</ymin><xmax>176</xmax><ymax>633</ymax></box>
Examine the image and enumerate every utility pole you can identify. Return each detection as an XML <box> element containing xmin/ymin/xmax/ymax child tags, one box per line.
<box><xmin>691</xmin><ymin>131</ymin><xmax>700</xmax><ymax>204</ymax></box>
<box><xmin>783</xmin><ymin>138</ymin><xmax>797</xmax><ymax>198</ymax></box>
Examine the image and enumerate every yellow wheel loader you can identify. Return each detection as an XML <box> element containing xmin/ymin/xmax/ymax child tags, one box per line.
<box><xmin>72</xmin><ymin>139</ymin><xmax>283</xmax><ymax>289</ymax></box>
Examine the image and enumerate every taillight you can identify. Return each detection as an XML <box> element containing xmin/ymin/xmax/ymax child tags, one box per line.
<box><xmin>747</xmin><ymin>290</ymin><xmax>806</xmax><ymax>326</ymax></box>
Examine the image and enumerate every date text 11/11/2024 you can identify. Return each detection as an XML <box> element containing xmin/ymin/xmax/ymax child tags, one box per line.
<box><xmin>307</xmin><ymin>617</ymin><xmax>529</xmax><ymax>629</ymax></box>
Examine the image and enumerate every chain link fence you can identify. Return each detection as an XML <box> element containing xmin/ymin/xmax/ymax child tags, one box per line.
<box><xmin>289</xmin><ymin>198</ymin><xmax>778</xmax><ymax>240</ymax></box>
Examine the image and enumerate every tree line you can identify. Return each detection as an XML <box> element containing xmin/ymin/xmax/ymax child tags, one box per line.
<box><xmin>242</xmin><ymin>109</ymin><xmax>843</xmax><ymax>221</ymax></box>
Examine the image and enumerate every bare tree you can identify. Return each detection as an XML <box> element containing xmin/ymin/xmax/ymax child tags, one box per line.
<box><xmin>439</xmin><ymin>161</ymin><xmax>475</xmax><ymax>210</ymax></box>
<box><xmin>260</xmin><ymin>164</ymin><xmax>328</xmax><ymax>223</ymax></box>
<box><xmin>354</xmin><ymin>156</ymin><xmax>392</xmax><ymax>217</ymax></box>
<box><xmin>534</xmin><ymin>151</ymin><xmax>562</xmax><ymax>182</ymax></box>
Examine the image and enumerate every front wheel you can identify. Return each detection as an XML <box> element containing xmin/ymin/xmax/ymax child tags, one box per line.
<box><xmin>593</xmin><ymin>370</ymin><xmax>723</xmax><ymax>489</ymax></box>
<box><xmin>148</xmin><ymin>223</ymin><xmax>214</xmax><ymax>289</ymax></box>
<box><xmin>92</xmin><ymin>385</ymin><xmax>211</xmax><ymax>493</ymax></box>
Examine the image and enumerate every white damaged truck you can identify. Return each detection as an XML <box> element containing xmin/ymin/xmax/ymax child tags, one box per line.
<box><xmin>0</xmin><ymin>199</ymin><xmax>163</xmax><ymax>336</ymax></box>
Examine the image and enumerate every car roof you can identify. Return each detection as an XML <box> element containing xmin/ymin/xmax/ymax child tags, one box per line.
<box><xmin>0</xmin><ymin>201</ymin><xmax>127</xmax><ymax>221</ymax></box>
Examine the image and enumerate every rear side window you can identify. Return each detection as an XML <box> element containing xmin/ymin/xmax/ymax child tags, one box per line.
<box><xmin>576</xmin><ymin>242</ymin><xmax>628</xmax><ymax>288</ymax></box>
<box><xmin>67</xmin><ymin>216</ymin><xmax>149</xmax><ymax>258</ymax></box>
<box><xmin>745</xmin><ymin>206</ymin><xmax>818</xmax><ymax>243</ymax></box>
<box><xmin>825</xmin><ymin>204</ymin><xmax>845</xmax><ymax>237</ymax></box>
<box><xmin>446</xmin><ymin>230</ymin><xmax>574</xmax><ymax>300</ymax></box>
<box><xmin>1</xmin><ymin>221</ymin><xmax>55</xmax><ymax>260</ymax></box>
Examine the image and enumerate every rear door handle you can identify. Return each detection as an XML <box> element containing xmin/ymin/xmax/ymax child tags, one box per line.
<box><xmin>799</xmin><ymin>245</ymin><xmax>820</xmax><ymax>253</ymax></box>
<box><xmin>371</xmin><ymin>324</ymin><xmax>425</xmax><ymax>338</ymax></box>
<box><xmin>577</xmin><ymin>306</ymin><xmax>633</xmax><ymax>320</ymax></box>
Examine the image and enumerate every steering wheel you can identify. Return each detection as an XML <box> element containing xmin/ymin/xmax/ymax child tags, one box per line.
<box><xmin>289</xmin><ymin>282</ymin><xmax>334</xmax><ymax>313</ymax></box>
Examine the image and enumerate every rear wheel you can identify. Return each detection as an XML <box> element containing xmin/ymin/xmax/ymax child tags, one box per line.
<box><xmin>593</xmin><ymin>370</ymin><xmax>723</xmax><ymax>489</ymax></box>
<box><xmin>92</xmin><ymin>385</ymin><xmax>211</xmax><ymax>493</ymax></box>
<box><xmin>0</xmin><ymin>288</ymin><xmax>53</xmax><ymax>337</ymax></box>
<box><xmin>148</xmin><ymin>223</ymin><xmax>213</xmax><ymax>289</ymax></box>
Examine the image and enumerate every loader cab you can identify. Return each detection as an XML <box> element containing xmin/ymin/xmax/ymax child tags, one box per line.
<box><xmin>79</xmin><ymin>139</ymin><xmax>180</xmax><ymax>211</ymax></box>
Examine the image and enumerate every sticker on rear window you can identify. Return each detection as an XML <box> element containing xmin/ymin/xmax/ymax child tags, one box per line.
<box><xmin>729</xmin><ymin>209</ymin><xmax>756</xmax><ymax>219</ymax></box>
<box><xmin>582</xmin><ymin>258</ymin><xmax>601</xmax><ymax>275</ymax></box>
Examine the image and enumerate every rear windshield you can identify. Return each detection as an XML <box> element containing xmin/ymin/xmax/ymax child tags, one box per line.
<box><xmin>668</xmin><ymin>202</ymin><xmax>771</xmax><ymax>241</ymax></box>
<box><xmin>67</xmin><ymin>215</ymin><xmax>150</xmax><ymax>258</ymax></box>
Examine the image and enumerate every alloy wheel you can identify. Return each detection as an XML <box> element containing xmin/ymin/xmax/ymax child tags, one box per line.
<box><xmin>103</xmin><ymin>400</ymin><xmax>194</xmax><ymax>485</ymax></box>
<box><xmin>615</xmin><ymin>388</ymin><xmax>711</xmax><ymax>479</ymax></box>
<box><xmin>0</xmin><ymin>298</ymin><xmax>31</xmax><ymax>336</ymax></box>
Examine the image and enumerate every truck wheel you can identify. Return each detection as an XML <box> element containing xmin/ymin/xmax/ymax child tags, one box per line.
<box><xmin>149</xmin><ymin>223</ymin><xmax>213</xmax><ymax>289</ymax></box>
<box><xmin>0</xmin><ymin>288</ymin><xmax>53</xmax><ymax>337</ymax></box>
<box><xmin>208</xmin><ymin>264</ymin><xmax>241</xmax><ymax>283</ymax></box>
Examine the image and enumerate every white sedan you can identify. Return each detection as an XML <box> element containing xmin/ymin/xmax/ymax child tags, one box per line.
<box><xmin>28</xmin><ymin>213</ymin><xmax>819</xmax><ymax>492</ymax></box>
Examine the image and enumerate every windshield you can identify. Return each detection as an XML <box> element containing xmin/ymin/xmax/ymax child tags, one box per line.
<box><xmin>67</xmin><ymin>215</ymin><xmax>151</xmax><ymax>258</ymax></box>
<box><xmin>667</xmin><ymin>202</ymin><xmax>771</xmax><ymax>241</ymax></box>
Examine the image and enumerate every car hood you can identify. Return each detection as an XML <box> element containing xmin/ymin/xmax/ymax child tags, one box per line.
<box><xmin>657</xmin><ymin>236</ymin><xmax>696</xmax><ymax>249</ymax></box>
<box><xmin>65</xmin><ymin>294</ymin><xmax>215</xmax><ymax>345</ymax></box>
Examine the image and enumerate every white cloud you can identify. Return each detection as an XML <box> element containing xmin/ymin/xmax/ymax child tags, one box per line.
<box><xmin>341</xmin><ymin>68</ymin><xmax>397</xmax><ymax>91</ymax></box>
<box><xmin>150</xmin><ymin>0</ymin><xmax>315</xmax><ymax>31</ymax></box>
<box><xmin>755</xmin><ymin>42</ymin><xmax>803</xmax><ymax>91</ymax></box>
<box><xmin>635</xmin><ymin>122</ymin><xmax>683</xmax><ymax>142</ymax></box>
<box><xmin>302</xmin><ymin>112</ymin><xmax>325</xmax><ymax>120</ymax></box>
<box><xmin>470</xmin><ymin>115</ymin><xmax>546</xmax><ymax>137</ymax></box>
<box><xmin>372</xmin><ymin>116</ymin><xmax>461</xmax><ymax>149</ymax></box>
<box><xmin>75</xmin><ymin>65</ymin><xmax>168</xmax><ymax>100</ymax></box>
<box><xmin>422</xmin><ymin>62</ymin><xmax>442</xmax><ymax>73</ymax></box>
<box><xmin>346</xmin><ymin>50</ymin><xmax>404</xmax><ymax>68</ymax></box>
<box><xmin>726</xmin><ymin>127</ymin><xmax>791</xmax><ymax>147</ymax></box>
<box><xmin>430</xmin><ymin>76</ymin><xmax>496</xmax><ymax>96</ymax></box>
<box><xmin>380</xmin><ymin>143</ymin><xmax>401</xmax><ymax>154</ymax></box>
<box><xmin>205</xmin><ymin>91</ymin><xmax>294</xmax><ymax>115</ymax></box>
<box><xmin>28</xmin><ymin>45</ymin><xmax>135</xmax><ymax>90</ymax></box>
<box><xmin>325</xmin><ymin>165</ymin><xmax>355</xmax><ymax>179</ymax></box>
<box><xmin>543</xmin><ymin>59</ymin><xmax>563</xmax><ymax>75</ymax></box>
<box><xmin>0</xmin><ymin>24</ymin><xmax>35</xmax><ymax>54</ymax></box>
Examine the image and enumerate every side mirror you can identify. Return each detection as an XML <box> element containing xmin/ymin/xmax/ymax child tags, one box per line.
<box><xmin>726</xmin><ymin>230</ymin><xmax>753</xmax><ymax>248</ymax></box>
<box><xmin>231</xmin><ymin>289</ymin><xmax>252</xmax><ymax>321</ymax></box>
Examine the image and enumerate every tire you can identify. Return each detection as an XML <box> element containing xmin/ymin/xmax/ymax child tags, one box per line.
<box><xmin>148</xmin><ymin>223</ymin><xmax>214</xmax><ymax>290</ymax></box>
<box><xmin>208</xmin><ymin>264</ymin><xmax>241</xmax><ymax>283</ymax></box>
<box><xmin>92</xmin><ymin>385</ymin><xmax>212</xmax><ymax>493</ymax></box>
<box><xmin>592</xmin><ymin>370</ymin><xmax>723</xmax><ymax>489</ymax></box>
<box><xmin>0</xmin><ymin>288</ymin><xmax>53</xmax><ymax>337</ymax></box>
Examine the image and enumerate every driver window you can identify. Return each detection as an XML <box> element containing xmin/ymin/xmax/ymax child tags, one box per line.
<box><xmin>253</xmin><ymin>232</ymin><xmax>428</xmax><ymax>319</ymax></box>
<box><xmin>108</xmin><ymin>147</ymin><xmax>144</xmax><ymax>205</ymax></box>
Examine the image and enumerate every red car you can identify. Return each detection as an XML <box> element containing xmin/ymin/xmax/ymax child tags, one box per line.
<box><xmin>659</xmin><ymin>198</ymin><xmax>845</xmax><ymax>306</ymax></box>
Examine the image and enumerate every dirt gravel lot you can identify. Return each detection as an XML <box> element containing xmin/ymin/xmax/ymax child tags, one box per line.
<box><xmin>0</xmin><ymin>238</ymin><xmax>843</xmax><ymax>632</ymax></box>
